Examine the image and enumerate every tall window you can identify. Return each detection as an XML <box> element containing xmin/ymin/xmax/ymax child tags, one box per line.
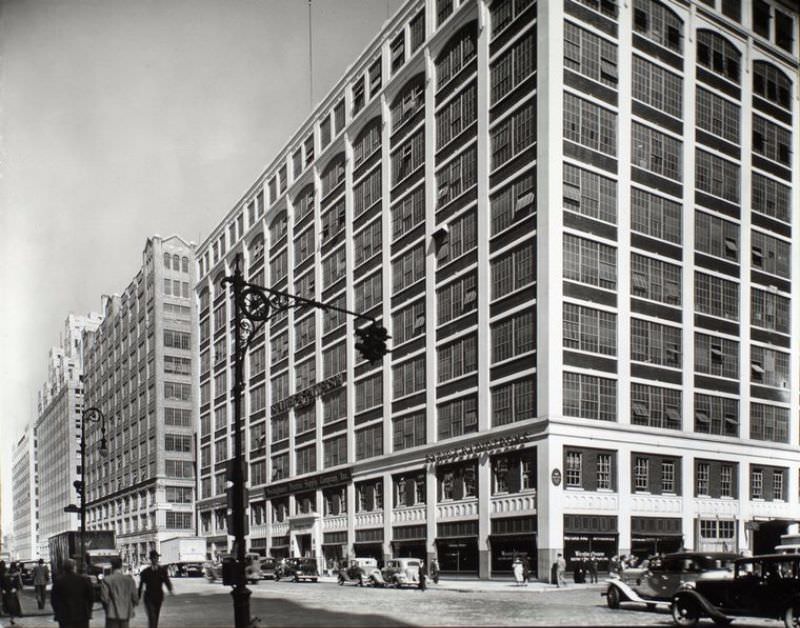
<box><xmin>631</xmin><ymin>384</ymin><xmax>681</xmax><ymax>430</ymax></box>
<box><xmin>750</xmin><ymin>469</ymin><xmax>763</xmax><ymax>499</ymax></box>
<box><xmin>720</xmin><ymin>464</ymin><xmax>733</xmax><ymax>497</ymax></box>
<box><xmin>632</xmin><ymin>55</ymin><xmax>682</xmax><ymax>117</ymax></box>
<box><xmin>393</xmin><ymin>412</ymin><xmax>426</xmax><ymax>451</ymax></box>
<box><xmin>321</xmin><ymin>201</ymin><xmax>346</xmax><ymax>242</ymax></box>
<box><xmin>392</xmin><ymin>244</ymin><xmax>425</xmax><ymax>293</ymax></box>
<box><xmin>695</xmin><ymin>87</ymin><xmax>739</xmax><ymax>143</ymax></box>
<box><xmin>751</xmin><ymin>231</ymin><xmax>790</xmax><ymax>279</ymax></box>
<box><xmin>696</xmin><ymin>30</ymin><xmax>740</xmax><ymax>83</ymax></box>
<box><xmin>492</xmin><ymin>377</ymin><xmax>536</xmax><ymax>426</ymax></box>
<box><xmin>436</xmin><ymin>147</ymin><xmax>478</xmax><ymax>208</ymax></box>
<box><xmin>694</xmin><ymin>333</ymin><xmax>738</xmax><ymax>379</ymax></box>
<box><xmin>492</xmin><ymin>31</ymin><xmax>536</xmax><ymax>102</ymax></box>
<box><xmin>492</xmin><ymin>171</ymin><xmax>535</xmax><ymax>234</ymax></box>
<box><xmin>437</xmin><ymin>84</ymin><xmax>477</xmax><ymax>149</ymax></box>
<box><xmin>752</xmin><ymin>61</ymin><xmax>792</xmax><ymax>110</ymax></box>
<box><xmin>436</xmin><ymin>24</ymin><xmax>477</xmax><ymax>90</ymax></box>
<box><xmin>634</xmin><ymin>457</ymin><xmax>649</xmax><ymax>491</ymax></box>
<box><xmin>596</xmin><ymin>454</ymin><xmax>612</xmax><ymax>490</ymax></box>
<box><xmin>696</xmin><ymin>462</ymin><xmax>710</xmax><ymax>496</ymax></box>
<box><xmin>630</xmin><ymin>188</ymin><xmax>681</xmax><ymax>244</ymax></box>
<box><xmin>296</xmin><ymin>445</ymin><xmax>316</xmax><ymax>475</ymax></box>
<box><xmin>355</xmin><ymin>374</ymin><xmax>383</xmax><ymax>412</ymax></box>
<box><xmin>393</xmin><ymin>355</ymin><xmax>426</xmax><ymax>398</ymax></box>
<box><xmin>437</xmin><ymin>396</ymin><xmax>478</xmax><ymax>439</ymax></box>
<box><xmin>695</xmin><ymin>211</ymin><xmax>739</xmax><ymax>261</ymax></box>
<box><xmin>563</xmin><ymin>372</ymin><xmax>616</xmax><ymax>421</ymax></box>
<box><xmin>563</xmin><ymin>164</ymin><xmax>616</xmax><ymax>224</ymax></box>
<box><xmin>390</xmin><ymin>31</ymin><xmax>405</xmax><ymax>74</ymax></box>
<box><xmin>563</xmin><ymin>93</ymin><xmax>617</xmax><ymax>156</ymax></box>
<box><xmin>392</xmin><ymin>131</ymin><xmax>425</xmax><ymax>184</ymax></box>
<box><xmin>751</xmin><ymin>173</ymin><xmax>790</xmax><ymax>223</ymax></box>
<box><xmin>322</xmin><ymin>388</ymin><xmax>346</xmax><ymax>425</ymax></box>
<box><xmin>353</xmin><ymin>119</ymin><xmax>382</xmax><ymax>168</ymax></box>
<box><xmin>752</xmin><ymin>115</ymin><xmax>792</xmax><ymax>166</ymax></box>
<box><xmin>631</xmin><ymin>254</ymin><xmax>681</xmax><ymax>305</ymax></box>
<box><xmin>353</xmin><ymin>219</ymin><xmax>382</xmax><ymax>267</ymax></box>
<box><xmin>563</xmin><ymin>234</ymin><xmax>617</xmax><ymax>290</ymax></box>
<box><xmin>323</xmin><ymin>436</ymin><xmax>347</xmax><ymax>468</ymax></box>
<box><xmin>750</xmin><ymin>346</ymin><xmax>790</xmax><ymax>389</ymax></box>
<box><xmin>493</xmin><ymin>309</ymin><xmax>537</xmax><ymax>361</ymax></box>
<box><xmin>564</xmin><ymin>22</ymin><xmax>618</xmax><ymax>88</ymax></box>
<box><xmin>391</xmin><ymin>186</ymin><xmax>425</xmax><ymax>239</ymax></box>
<box><xmin>632</xmin><ymin>122</ymin><xmax>682</xmax><ymax>181</ymax></box>
<box><xmin>355</xmin><ymin>424</ymin><xmax>383</xmax><ymax>460</ymax></box>
<box><xmin>438</xmin><ymin>334</ymin><xmax>478</xmax><ymax>382</ymax></box>
<box><xmin>409</xmin><ymin>9</ymin><xmax>425</xmax><ymax>53</ymax></box>
<box><xmin>751</xmin><ymin>288</ymin><xmax>790</xmax><ymax>334</ymax></box>
<box><xmin>354</xmin><ymin>272</ymin><xmax>382</xmax><ymax>312</ymax></box>
<box><xmin>438</xmin><ymin>272</ymin><xmax>477</xmax><ymax>324</ymax></box>
<box><xmin>491</xmin><ymin>102</ymin><xmax>535</xmax><ymax>169</ymax></box>
<box><xmin>633</xmin><ymin>0</ymin><xmax>682</xmax><ymax>52</ymax></box>
<box><xmin>565</xmin><ymin>451</ymin><xmax>582</xmax><ymax>488</ymax></box>
<box><xmin>695</xmin><ymin>272</ymin><xmax>739</xmax><ymax>321</ymax></box>
<box><xmin>391</xmin><ymin>76</ymin><xmax>424</xmax><ymax>130</ymax></box>
<box><xmin>562</xmin><ymin>304</ymin><xmax>616</xmax><ymax>355</ymax></box>
<box><xmin>437</xmin><ymin>209</ymin><xmax>477</xmax><ymax>266</ymax></box>
<box><xmin>750</xmin><ymin>403</ymin><xmax>789</xmax><ymax>443</ymax></box>
<box><xmin>630</xmin><ymin>319</ymin><xmax>681</xmax><ymax>367</ymax></box>
<box><xmin>393</xmin><ymin>299</ymin><xmax>426</xmax><ymax>345</ymax></box>
<box><xmin>492</xmin><ymin>241</ymin><xmax>535</xmax><ymax>299</ymax></box>
<box><xmin>353</xmin><ymin>167</ymin><xmax>382</xmax><ymax>217</ymax></box>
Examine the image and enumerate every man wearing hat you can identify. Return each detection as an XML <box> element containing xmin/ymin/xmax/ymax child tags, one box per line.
<box><xmin>137</xmin><ymin>550</ymin><xmax>173</xmax><ymax>628</ymax></box>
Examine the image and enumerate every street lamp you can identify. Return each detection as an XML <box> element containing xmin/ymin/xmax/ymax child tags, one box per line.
<box><xmin>64</xmin><ymin>406</ymin><xmax>108</xmax><ymax>574</ymax></box>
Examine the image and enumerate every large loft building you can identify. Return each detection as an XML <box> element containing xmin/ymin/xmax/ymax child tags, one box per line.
<box><xmin>35</xmin><ymin>313</ymin><xmax>103</xmax><ymax>560</ymax></box>
<box><xmin>11</xmin><ymin>423</ymin><xmax>38</xmax><ymax>561</ymax></box>
<box><xmin>195</xmin><ymin>0</ymin><xmax>799</xmax><ymax>578</ymax></box>
<box><xmin>82</xmin><ymin>235</ymin><xmax>197</xmax><ymax>569</ymax></box>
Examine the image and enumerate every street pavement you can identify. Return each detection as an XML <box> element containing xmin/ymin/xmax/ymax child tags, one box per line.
<box><xmin>4</xmin><ymin>576</ymin><xmax>778</xmax><ymax>628</ymax></box>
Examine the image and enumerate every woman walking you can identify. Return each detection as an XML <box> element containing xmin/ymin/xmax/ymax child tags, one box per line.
<box><xmin>512</xmin><ymin>557</ymin><xmax>524</xmax><ymax>586</ymax></box>
<box><xmin>1</xmin><ymin>561</ymin><xmax>23</xmax><ymax>625</ymax></box>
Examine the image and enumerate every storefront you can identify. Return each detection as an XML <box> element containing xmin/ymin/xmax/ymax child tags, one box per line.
<box><xmin>489</xmin><ymin>516</ymin><xmax>537</xmax><ymax>577</ymax></box>
<box><xmin>563</xmin><ymin>514</ymin><xmax>618</xmax><ymax>572</ymax></box>
<box><xmin>436</xmin><ymin>521</ymin><xmax>479</xmax><ymax>575</ymax></box>
<box><xmin>322</xmin><ymin>532</ymin><xmax>347</xmax><ymax>572</ymax></box>
<box><xmin>270</xmin><ymin>535</ymin><xmax>290</xmax><ymax>558</ymax></box>
<box><xmin>631</xmin><ymin>517</ymin><xmax>683</xmax><ymax>560</ymax></box>
<box><xmin>353</xmin><ymin>528</ymin><xmax>384</xmax><ymax>565</ymax></box>
<box><xmin>392</xmin><ymin>525</ymin><xmax>427</xmax><ymax>560</ymax></box>
<box><xmin>250</xmin><ymin>538</ymin><xmax>267</xmax><ymax>556</ymax></box>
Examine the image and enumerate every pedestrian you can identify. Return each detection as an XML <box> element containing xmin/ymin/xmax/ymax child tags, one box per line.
<box><xmin>556</xmin><ymin>553</ymin><xmax>567</xmax><ymax>587</ymax></box>
<box><xmin>512</xmin><ymin>558</ymin><xmax>524</xmax><ymax>586</ymax></box>
<box><xmin>101</xmin><ymin>556</ymin><xmax>139</xmax><ymax>628</ymax></box>
<box><xmin>587</xmin><ymin>557</ymin><xmax>598</xmax><ymax>584</ymax></box>
<box><xmin>417</xmin><ymin>560</ymin><xmax>427</xmax><ymax>591</ymax></box>
<box><xmin>430</xmin><ymin>557</ymin><xmax>440</xmax><ymax>584</ymax></box>
<box><xmin>51</xmin><ymin>558</ymin><xmax>94</xmax><ymax>628</ymax></box>
<box><xmin>137</xmin><ymin>550</ymin><xmax>173</xmax><ymax>628</ymax></box>
<box><xmin>522</xmin><ymin>557</ymin><xmax>530</xmax><ymax>586</ymax></box>
<box><xmin>550</xmin><ymin>559</ymin><xmax>559</xmax><ymax>586</ymax></box>
<box><xmin>1</xmin><ymin>560</ymin><xmax>23</xmax><ymax>625</ymax></box>
<box><xmin>32</xmin><ymin>558</ymin><xmax>50</xmax><ymax>610</ymax></box>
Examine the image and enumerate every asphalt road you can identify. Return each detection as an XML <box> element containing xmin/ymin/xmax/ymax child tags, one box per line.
<box><xmin>6</xmin><ymin>577</ymin><xmax>779</xmax><ymax>628</ymax></box>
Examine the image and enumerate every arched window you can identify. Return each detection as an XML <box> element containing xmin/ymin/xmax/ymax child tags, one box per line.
<box><xmin>632</xmin><ymin>0</ymin><xmax>683</xmax><ymax>54</ymax></box>
<box><xmin>214</xmin><ymin>273</ymin><xmax>227</xmax><ymax>299</ymax></box>
<box><xmin>753</xmin><ymin>60</ymin><xmax>792</xmax><ymax>110</ymax></box>
<box><xmin>321</xmin><ymin>153</ymin><xmax>346</xmax><ymax>197</ymax></box>
<box><xmin>269</xmin><ymin>209</ymin><xmax>288</xmax><ymax>244</ymax></box>
<box><xmin>435</xmin><ymin>22</ymin><xmax>477</xmax><ymax>90</ymax></box>
<box><xmin>249</xmin><ymin>233</ymin><xmax>265</xmax><ymax>263</ymax></box>
<box><xmin>293</xmin><ymin>183</ymin><xmax>315</xmax><ymax>225</ymax></box>
<box><xmin>696</xmin><ymin>30</ymin><xmax>741</xmax><ymax>83</ymax></box>
<box><xmin>353</xmin><ymin>117</ymin><xmax>382</xmax><ymax>168</ymax></box>
<box><xmin>163</xmin><ymin>253</ymin><xmax>171</xmax><ymax>268</ymax></box>
<box><xmin>390</xmin><ymin>73</ymin><xmax>425</xmax><ymax>131</ymax></box>
<box><xmin>172</xmin><ymin>254</ymin><xmax>180</xmax><ymax>270</ymax></box>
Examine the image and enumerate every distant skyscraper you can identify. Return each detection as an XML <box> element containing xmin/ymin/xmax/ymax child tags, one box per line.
<box><xmin>11</xmin><ymin>423</ymin><xmax>37</xmax><ymax>560</ymax></box>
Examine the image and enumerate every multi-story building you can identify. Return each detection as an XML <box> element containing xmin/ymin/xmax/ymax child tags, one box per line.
<box><xmin>83</xmin><ymin>235</ymin><xmax>197</xmax><ymax>568</ymax></box>
<box><xmin>194</xmin><ymin>0</ymin><xmax>799</xmax><ymax>578</ymax></box>
<box><xmin>35</xmin><ymin>313</ymin><xmax>103</xmax><ymax>559</ymax></box>
<box><xmin>11</xmin><ymin>423</ymin><xmax>38</xmax><ymax>560</ymax></box>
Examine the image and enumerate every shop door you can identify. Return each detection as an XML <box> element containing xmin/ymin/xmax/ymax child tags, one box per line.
<box><xmin>490</xmin><ymin>536</ymin><xmax>537</xmax><ymax>577</ymax></box>
<box><xmin>296</xmin><ymin>534</ymin><xmax>312</xmax><ymax>557</ymax></box>
<box><xmin>753</xmin><ymin>521</ymin><xmax>789</xmax><ymax>555</ymax></box>
<box><xmin>438</xmin><ymin>538</ymin><xmax>479</xmax><ymax>574</ymax></box>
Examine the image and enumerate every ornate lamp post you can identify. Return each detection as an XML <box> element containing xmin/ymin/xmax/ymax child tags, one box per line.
<box><xmin>223</xmin><ymin>256</ymin><xmax>389</xmax><ymax>628</ymax></box>
<box><xmin>65</xmin><ymin>406</ymin><xmax>108</xmax><ymax>574</ymax></box>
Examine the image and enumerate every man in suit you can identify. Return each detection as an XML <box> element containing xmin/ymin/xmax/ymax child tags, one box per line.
<box><xmin>137</xmin><ymin>550</ymin><xmax>173</xmax><ymax>628</ymax></box>
<box><xmin>51</xmin><ymin>559</ymin><xmax>94</xmax><ymax>628</ymax></box>
<box><xmin>101</xmin><ymin>556</ymin><xmax>139</xmax><ymax>628</ymax></box>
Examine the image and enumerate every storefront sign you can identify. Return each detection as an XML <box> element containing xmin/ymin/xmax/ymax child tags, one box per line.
<box><xmin>551</xmin><ymin>469</ymin><xmax>562</xmax><ymax>486</ymax></box>
<box><xmin>425</xmin><ymin>432</ymin><xmax>533</xmax><ymax>464</ymax></box>
<box><xmin>270</xmin><ymin>373</ymin><xmax>344</xmax><ymax>415</ymax></box>
<box><xmin>264</xmin><ymin>468</ymin><xmax>352</xmax><ymax>499</ymax></box>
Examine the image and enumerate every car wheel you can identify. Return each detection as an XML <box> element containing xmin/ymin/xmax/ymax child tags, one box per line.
<box><xmin>671</xmin><ymin>598</ymin><xmax>700</xmax><ymax>628</ymax></box>
<box><xmin>784</xmin><ymin>604</ymin><xmax>800</xmax><ymax>628</ymax></box>
<box><xmin>606</xmin><ymin>586</ymin><xmax>621</xmax><ymax>609</ymax></box>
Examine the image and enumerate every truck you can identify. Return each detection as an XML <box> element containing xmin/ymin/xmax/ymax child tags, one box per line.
<box><xmin>48</xmin><ymin>530</ymin><xmax>118</xmax><ymax>600</ymax></box>
<box><xmin>160</xmin><ymin>536</ymin><xmax>207</xmax><ymax>577</ymax></box>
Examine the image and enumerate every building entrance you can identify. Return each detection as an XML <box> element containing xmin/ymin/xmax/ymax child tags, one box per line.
<box><xmin>437</xmin><ymin>537</ymin><xmax>478</xmax><ymax>574</ymax></box>
<box><xmin>752</xmin><ymin>520</ymin><xmax>791</xmax><ymax>555</ymax></box>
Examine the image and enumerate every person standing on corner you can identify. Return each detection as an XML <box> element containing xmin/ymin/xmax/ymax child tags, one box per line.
<box><xmin>51</xmin><ymin>558</ymin><xmax>94</xmax><ymax>628</ymax></box>
<box><xmin>418</xmin><ymin>560</ymin><xmax>427</xmax><ymax>591</ymax></box>
<box><xmin>101</xmin><ymin>556</ymin><xmax>139</xmax><ymax>628</ymax></box>
<box><xmin>556</xmin><ymin>553</ymin><xmax>567</xmax><ymax>587</ymax></box>
<box><xmin>138</xmin><ymin>550</ymin><xmax>173</xmax><ymax>628</ymax></box>
<box><xmin>32</xmin><ymin>558</ymin><xmax>50</xmax><ymax>610</ymax></box>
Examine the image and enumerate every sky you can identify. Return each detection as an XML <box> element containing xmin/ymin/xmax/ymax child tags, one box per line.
<box><xmin>0</xmin><ymin>0</ymin><xmax>404</xmax><ymax>537</ymax></box>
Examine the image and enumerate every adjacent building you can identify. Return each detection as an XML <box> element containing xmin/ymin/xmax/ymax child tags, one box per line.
<box><xmin>194</xmin><ymin>0</ymin><xmax>799</xmax><ymax>578</ymax></box>
<box><xmin>11</xmin><ymin>424</ymin><xmax>38</xmax><ymax>560</ymax></box>
<box><xmin>35</xmin><ymin>313</ymin><xmax>103</xmax><ymax>560</ymax></box>
<box><xmin>83</xmin><ymin>235</ymin><xmax>198</xmax><ymax>569</ymax></box>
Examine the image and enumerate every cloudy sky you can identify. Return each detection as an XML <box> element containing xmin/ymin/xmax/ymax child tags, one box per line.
<box><xmin>0</xmin><ymin>0</ymin><xmax>403</xmax><ymax>535</ymax></box>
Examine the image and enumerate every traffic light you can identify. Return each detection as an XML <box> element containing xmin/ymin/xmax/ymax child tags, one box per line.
<box><xmin>355</xmin><ymin>323</ymin><xmax>390</xmax><ymax>364</ymax></box>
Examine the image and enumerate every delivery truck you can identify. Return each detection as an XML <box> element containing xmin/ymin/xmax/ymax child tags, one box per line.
<box><xmin>49</xmin><ymin>530</ymin><xmax>118</xmax><ymax>600</ymax></box>
<box><xmin>160</xmin><ymin>536</ymin><xmax>207</xmax><ymax>577</ymax></box>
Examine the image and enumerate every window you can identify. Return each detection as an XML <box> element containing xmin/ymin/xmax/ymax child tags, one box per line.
<box><xmin>392</xmin><ymin>244</ymin><xmax>425</xmax><ymax>293</ymax></box>
<box><xmin>354</xmin><ymin>272</ymin><xmax>382</xmax><ymax>312</ymax></box>
<box><xmin>695</xmin><ymin>87</ymin><xmax>739</xmax><ymax>143</ymax></box>
<box><xmin>563</xmin><ymin>93</ymin><xmax>616</xmax><ymax>156</ymax></box>
<box><xmin>563</xmin><ymin>372</ymin><xmax>616</xmax><ymax>421</ymax></box>
<box><xmin>752</xmin><ymin>61</ymin><xmax>792</xmax><ymax>110</ymax></box>
<box><xmin>164</xmin><ymin>433</ymin><xmax>192</xmax><ymax>452</ymax></box>
<box><xmin>493</xmin><ymin>171</ymin><xmax>535</xmax><ymax>234</ymax></box>
<box><xmin>634</xmin><ymin>457</ymin><xmax>649</xmax><ymax>491</ymax></box>
<box><xmin>694</xmin><ymin>333</ymin><xmax>739</xmax><ymax>379</ymax></box>
<box><xmin>696</xmin><ymin>31</ymin><xmax>740</xmax><ymax>83</ymax></box>
<box><xmin>752</xmin><ymin>115</ymin><xmax>792</xmax><ymax>166</ymax></box>
<box><xmin>353</xmin><ymin>118</ymin><xmax>381</xmax><ymax>168</ymax></box>
<box><xmin>164</xmin><ymin>355</ymin><xmax>191</xmax><ymax>375</ymax></box>
<box><xmin>751</xmin><ymin>469</ymin><xmax>763</xmax><ymax>499</ymax></box>
<box><xmin>773</xmin><ymin>469</ymin><xmax>785</xmax><ymax>500</ymax></box>
<box><xmin>630</xmin><ymin>188</ymin><xmax>681</xmax><ymax>244</ymax></box>
<box><xmin>492</xmin><ymin>240</ymin><xmax>535</xmax><ymax>299</ymax></box>
<box><xmin>752</xmin><ymin>173</ymin><xmax>791</xmax><ymax>223</ymax></box>
<box><xmin>271</xmin><ymin>413</ymin><xmax>289</xmax><ymax>442</ymax></box>
<box><xmin>270</xmin><ymin>211</ymin><xmax>288</xmax><ymax>243</ymax></box>
<box><xmin>391</xmin><ymin>77</ymin><xmax>424</xmax><ymax>131</ymax></box>
<box><xmin>296</xmin><ymin>445</ymin><xmax>316</xmax><ymax>475</ymax></box>
<box><xmin>323</xmin><ymin>435</ymin><xmax>347</xmax><ymax>468</ymax></box>
<box><xmin>662</xmin><ymin>461</ymin><xmax>676</xmax><ymax>493</ymax></box>
<box><xmin>751</xmin><ymin>231</ymin><xmax>790</xmax><ymax>279</ymax></box>
<box><xmin>355</xmin><ymin>374</ymin><xmax>383</xmax><ymax>412</ymax></box>
<box><xmin>393</xmin><ymin>299</ymin><xmax>426</xmax><ymax>345</ymax></box>
<box><xmin>491</xmin><ymin>0</ymin><xmax>537</xmax><ymax>37</ymax></box>
<box><xmin>294</xmin><ymin>357</ymin><xmax>316</xmax><ymax>391</ymax></box>
<box><xmin>695</xmin><ymin>272</ymin><xmax>739</xmax><ymax>321</ymax></box>
<box><xmin>438</xmin><ymin>211</ymin><xmax>477</xmax><ymax>268</ymax></box>
<box><xmin>436</xmin><ymin>147</ymin><xmax>478</xmax><ymax>209</ymax></box>
<box><xmin>564</xmin><ymin>22</ymin><xmax>617</xmax><ymax>88</ymax></box>
<box><xmin>753</xmin><ymin>0</ymin><xmax>770</xmax><ymax>38</ymax></box>
<box><xmin>631</xmin><ymin>122</ymin><xmax>682</xmax><ymax>181</ymax></box>
<box><xmin>695</xmin><ymin>149</ymin><xmax>739</xmax><ymax>203</ymax></box>
<box><xmin>696</xmin><ymin>462</ymin><xmax>710</xmax><ymax>496</ymax></box>
<box><xmin>393</xmin><ymin>355</ymin><xmax>426</xmax><ymax>398</ymax></box>
<box><xmin>323</xmin><ymin>342</ymin><xmax>347</xmax><ymax>379</ymax></box>
<box><xmin>164</xmin><ymin>460</ymin><xmax>194</xmax><ymax>479</ymax></box>
<box><xmin>436</xmin><ymin>24</ymin><xmax>477</xmax><ymax>90</ymax></box>
<box><xmin>392</xmin><ymin>130</ymin><xmax>425</xmax><ymax>184</ymax></box>
<box><xmin>165</xmin><ymin>512</ymin><xmax>192</xmax><ymax>529</ymax></box>
<box><xmin>631</xmin><ymin>383</ymin><xmax>681</xmax><ymax>430</ymax></box>
<box><xmin>164</xmin><ymin>407</ymin><xmax>192</xmax><ymax>427</ymax></box>
<box><xmin>750</xmin><ymin>403</ymin><xmax>789</xmax><ymax>443</ymax></box>
<box><xmin>391</xmin><ymin>186</ymin><xmax>425</xmax><ymax>239</ymax></box>
<box><xmin>492</xmin><ymin>30</ymin><xmax>536</xmax><ymax>102</ymax></box>
<box><xmin>369</xmin><ymin>58</ymin><xmax>382</xmax><ymax>98</ymax></box>
<box><xmin>320</xmin><ymin>200</ymin><xmax>346</xmax><ymax>242</ymax></box>
<box><xmin>322</xmin><ymin>388</ymin><xmax>347</xmax><ymax>425</ymax></box>
<box><xmin>563</xmin><ymin>234</ymin><xmax>617</xmax><ymax>290</ymax></box>
<box><xmin>165</xmin><ymin>486</ymin><xmax>193</xmax><ymax>503</ymax></box>
<box><xmin>491</xmin><ymin>102</ymin><xmax>535</xmax><ymax>169</ymax></box>
<box><xmin>355</xmin><ymin>424</ymin><xmax>383</xmax><ymax>460</ymax></box>
<box><xmin>390</xmin><ymin>31</ymin><xmax>405</xmax><ymax>74</ymax></box>
<box><xmin>563</xmin><ymin>164</ymin><xmax>616</xmax><ymax>224</ymax></box>
<box><xmin>699</xmin><ymin>518</ymin><xmax>735</xmax><ymax>538</ymax></box>
<box><xmin>751</xmin><ymin>288</ymin><xmax>789</xmax><ymax>334</ymax></box>
<box><xmin>720</xmin><ymin>464</ymin><xmax>733</xmax><ymax>497</ymax></box>
<box><xmin>270</xmin><ymin>250</ymin><xmax>287</xmax><ymax>284</ymax></box>
<box><xmin>393</xmin><ymin>412</ymin><xmax>426</xmax><ymax>451</ymax></box>
<box><xmin>632</xmin><ymin>0</ymin><xmax>682</xmax><ymax>53</ymax></box>
<box><xmin>562</xmin><ymin>304</ymin><xmax>615</xmax><ymax>355</ymax></box>
<box><xmin>333</xmin><ymin>99</ymin><xmax>345</xmax><ymax>135</ymax></box>
<box><xmin>750</xmin><ymin>346</ymin><xmax>790</xmax><ymax>389</ymax></box>
<box><xmin>437</xmin><ymin>272</ymin><xmax>477</xmax><ymax>325</ymax></box>
<box><xmin>437</xmin><ymin>396</ymin><xmax>478</xmax><ymax>439</ymax></box>
<box><xmin>271</xmin><ymin>374</ymin><xmax>288</xmax><ymax>403</ymax></box>
<box><xmin>320</xmin><ymin>115</ymin><xmax>331</xmax><ymax>149</ymax></box>
<box><xmin>596</xmin><ymin>454</ymin><xmax>612</xmax><ymax>490</ymax></box>
<box><xmin>492</xmin><ymin>377</ymin><xmax>536</xmax><ymax>426</ymax></box>
<box><xmin>271</xmin><ymin>453</ymin><xmax>289</xmax><ymax>481</ymax></box>
<box><xmin>437</xmin><ymin>84</ymin><xmax>477</xmax><ymax>148</ymax></box>
<box><xmin>631</xmin><ymin>253</ymin><xmax>681</xmax><ymax>305</ymax></box>
<box><xmin>322</xmin><ymin>246</ymin><xmax>347</xmax><ymax>288</ymax></box>
<box><xmin>410</xmin><ymin>10</ymin><xmax>425</xmax><ymax>52</ymax></box>
<box><xmin>695</xmin><ymin>211</ymin><xmax>739</xmax><ymax>262</ymax></box>
<box><xmin>565</xmin><ymin>451</ymin><xmax>582</xmax><ymax>488</ymax></box>
<box><xmin>631</xmin><ymin>318</ymin><xmax>682</xmax><ymax>368</ymax></box>
<box><xmin>321</xmin><ymin>155</ymin><xmax>346</xmax><ymax>198</ymax></box>
<box><xmin>164</xmin><ymin>382</ymin><xmax>191</xmax><ymax>401</ymax></box>
<box><xmin>323</xmin><ymin>294</ymin><xmax>347</xmax><ymax>333</ymax></box>
<box><xmin>353</xmin><ymin>219</ymin><xmax>381</xmax><ymax>267</ymax></box>
<box><xmin>437</xmin><ymin>334</ymin><xmax>477</xmax><ymax>382</ymax></box>
<box><xmin>493</xmin><ymin>309</ymin><xmax>536</xmax><ymax>361</ymax></box>
<box><xmin>775</xmin><ymin>10</ymin><xmax>794</xmax><ymax>52</ymax></box>
<box><xmin>270</xmin><ymin>331</ymin><xmax>288</xmax><ymax>364</ymax></box>
<box><xmin>294</xmin><ymin>404</ymin><xmax>315</xmax><ymax>435</ymax></box>
<box><xmin>294</xmin><ymin>315</ymin><xmax>315</xmax><ymax>351</ymax></box>
<box><xmin>631</xmin><ymin>55</ymin><xmax>682</xmax><ymax>117</ymax></box>
<box><xmin>437</xmin><ymin>0</ymin><xmax>453</xmax><ymax>26</ymax></box>
<box><xmin>164</xmin><ymin>330</ymin><xmax>191</xmax><ymax>350</ymax></box>
<box><xmin>353</xmin><ymin>167</ymin><xmax>382</xmax><ymax>218</ymax></box>
<box><xmin>294</xmin><ymin>226</ymin><xmax>315</xmax><ymax>265</ymax></box>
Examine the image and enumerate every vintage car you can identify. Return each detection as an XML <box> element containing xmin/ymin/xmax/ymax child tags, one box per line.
<box><xmin>338</xmin><ymin>558</ymin><xmax>383</xmax><ymax>586</ymax></box>
<box><xmin>381</xmin><ymin>558</ymin><xmax>421</xmax><ymax>588</ymax></box>
<box><xmin>671</xmin><ymin>553</ymin><xmax>800</xmax><ymax>628</ymax></box>
<box><xmin>259</xmin><ymin>557</ymin><xmax>277</xmax><ymax>580</ymax></box>
<box><xmin>274</xmin><ymin>557</ymin><xmax>319</xmax><ymax>582</ymax></box>
<box><xmin>605</xmin><ymin>552</ymin><xmax>737</xmax><ymax>610</ymax></box>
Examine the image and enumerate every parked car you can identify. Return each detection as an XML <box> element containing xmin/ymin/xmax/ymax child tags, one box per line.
<box><xmin>338</xmin><ymin>558</ymin><xmax>383</xmax><ymax>587</ymax></box>
<box><xmin>275</xmin><ymin>557</ymin><xmax>319</xmax><ymax>583</ymax></box>
<box><xmin>671</xmin><ymin>553</ymin><xmax>800</xmax><ymax>628</ymax></box>
<box><xmin>18</xmin><ymin>561</ymin><xmax>39</xmax><ymax>586</ymax></box>
<box><xmin>381</xmin><ymin>558</ymin><xmax>421</xmax><ymax>588</ymax></box>
<box><xmin>605</xmin><ymin>552</ymin><xmax>738</xmax><ymax>610</ymax></box>
<box><xmin>259</xmin><ymin>557</ymin><xmax>277</xmax><ymax>580</ymax></box>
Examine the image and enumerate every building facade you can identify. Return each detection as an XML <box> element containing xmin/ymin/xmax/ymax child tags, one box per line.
<box><xmin>35</xmin><ymin>313</ymin><xmax>103</xmax><ymax>560</ymax></box>
<box><xmin>83</xmin><ymin>236</ymin><xmax>198</xmax><ymax>569</ymax></box>
<box><xmin>11</xmin><ymin>423</ymin><xmax>38</xmax><ymax>560</ymax></box>
<box><xmin>194</xmin><ymin>0</ymin><xmax>799</xmax><ymax>578</ymax></box>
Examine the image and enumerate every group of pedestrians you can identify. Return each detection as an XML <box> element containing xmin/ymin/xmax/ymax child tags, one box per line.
<box><xmin>511</xmin><ymin>556</ymin><xmax>532</xmax><ymax>586</ymax></box>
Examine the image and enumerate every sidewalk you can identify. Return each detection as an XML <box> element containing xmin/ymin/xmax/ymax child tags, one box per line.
<box><xmin>318</xmin><ymin>574</ymin><xmax>606</xmax><ymax>593</ymax></box>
